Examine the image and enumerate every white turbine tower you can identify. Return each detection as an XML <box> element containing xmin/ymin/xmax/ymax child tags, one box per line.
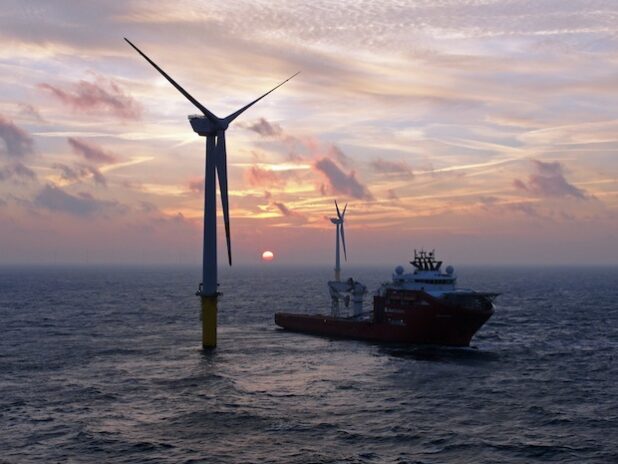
<box><xmin>327</xmin><ymin>201</ymin><xmax>366</xmax><ymax>318</ymax></box>
<box><xmin>330</xmin><ymin>200</ymin><xmax>347</xmax><ymax>282</ymax></box>
<box><xmin>125</xmin><ymin>38</ymin><xmax>297</xmax><ymax>348</ymax></box>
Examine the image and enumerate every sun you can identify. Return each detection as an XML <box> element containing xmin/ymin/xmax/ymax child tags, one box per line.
<box><xmin>261</xmin><ymin>250</ymin><xmax>274</xmax><ymax>262</ymax></box>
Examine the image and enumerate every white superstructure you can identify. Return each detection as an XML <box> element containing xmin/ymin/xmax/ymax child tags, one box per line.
<box><xmin>389</xmin><ymin>249</ymin><xmax>457</xmax><ymax>296</ymax></box>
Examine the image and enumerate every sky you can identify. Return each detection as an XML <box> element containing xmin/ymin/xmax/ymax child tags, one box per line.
<box><xmin>0</xmin><ymin>0</ymin><xmax>617</xmax><ymax>266</ymax></box>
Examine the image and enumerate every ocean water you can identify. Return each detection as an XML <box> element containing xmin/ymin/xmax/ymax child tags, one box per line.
<box><xmin>0</xmin><ymin>265</ymin><xmax>617</xmax><ymax>463</ymax></box>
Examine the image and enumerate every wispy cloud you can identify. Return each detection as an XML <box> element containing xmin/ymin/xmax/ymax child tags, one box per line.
<box><xmin>39</xmin><ymin>77</ymin><xmax>141</xmax><ymax>119</ymax></box>
<box><xmin>188</xmin><ymin>177</ymin><xmax>204</xmax><ymax>193</ymax></box>
<box><xmin>245</xmin><ymin>165</ymin><xmax>287</xmax><ymax>189</ymax></box>
<box><xmin>34</xmin><ymin>184</ymin><xmax>117</xmax><ymax>216</ymax></box>
<box><xmin>53</xmin><ymin>163</ymin><xmax>107</xmax><ymax>187</ymax></box>
<box><xmin>370</xmin><ymin>158</ymin><xmax>413</xmax><ymax>177</ymax></box>
<box><xmin>67</xmin><ymin>137</ymin><xmax>117</xmax><ymax>164</ymax></box>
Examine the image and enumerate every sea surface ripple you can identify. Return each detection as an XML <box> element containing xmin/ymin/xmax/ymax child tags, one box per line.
<box><xmin>0</xmin><ymin>266</ymin><xmax>617</xmax><ymax>463</ymax></box>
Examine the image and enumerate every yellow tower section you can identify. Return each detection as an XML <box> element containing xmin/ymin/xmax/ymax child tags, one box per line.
<box><xmin>200</xmin><ymin>296</ymin><xmax>218</xmax><ymax>348</ymax></box>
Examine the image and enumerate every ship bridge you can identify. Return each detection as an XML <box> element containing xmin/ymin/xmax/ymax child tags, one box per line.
<box><xmin>389</xmin><ymin>249</ymin><xmax>457</xmax><ymax>295</ymax></box>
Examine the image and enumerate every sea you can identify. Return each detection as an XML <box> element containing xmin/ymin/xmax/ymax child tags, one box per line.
<box><xmin>0</xmin><ymin>265</ymin><xmax>616</xmax><ymax>463</ymax></box>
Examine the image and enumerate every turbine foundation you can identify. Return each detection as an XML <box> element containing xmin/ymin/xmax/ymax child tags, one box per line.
<box><xmin>200</xmin><ymin>295</ymin><xmax>218</xmax><ymax>349</ymax></box>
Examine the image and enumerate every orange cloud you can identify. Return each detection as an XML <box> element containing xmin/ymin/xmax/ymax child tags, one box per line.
<box><xmin>245</xmin><ymin>166</ymin><xmax>287</xmax><ymax>188</ymax></box>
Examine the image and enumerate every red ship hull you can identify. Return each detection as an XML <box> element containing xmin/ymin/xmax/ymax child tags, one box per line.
<box><xmin>275</xmin><ymin>294</ymin><xmax>494</xmax><ymax>347</ymax></box>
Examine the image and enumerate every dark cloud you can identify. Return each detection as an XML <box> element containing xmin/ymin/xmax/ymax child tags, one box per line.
<box><xmin>0</xmin><ymin>162</ymin><xmax>37</xmax><ymax>182</ymax></box>
<box><xmin>270</xmin><ymin>200</ymin><xmax>306</xmax><ymax>223</ymax></box>
<box><xmin>0</xmin><ymin>115</ymin><xmax>34</xmax><ymax>158</ymax></box>
<box><xmin>514</xmin><ymin>160</ymin><xmax>587</xmax><ymax>199</ymax></box>
<box><xmin>34</xmin><ymin>184</ymin><xmax>114</xmax><ymax>216</ymax></box>
<box><xmin>39</xmin><ymin>77</ymin><xmax>141</xmax><ymax>119</ymax></box>
<box><xmin>313</xmin><ymin>157</ymin><xmax>373</xmax><ymax>200</ymax></box>
<box><xmin>245</xmin><ymin>166</ymin><xmax>286</xmax><ymax>188</ymax></box>
<box><xmin>328</xmin><ymin>145</ymin><xmax>350</xmax><ymax>167</ymax></box>
<box><xmin>370</xmin><ymin>158</ymin><xmax>413</xmax><ymax>177</ymax></box>
<box><xmin>67</xmin><ymin>137</ymin><xmax>117</xmax><ymax>164</ymax></box>
<box><xmin>273</xmin><ymin>201</ymin><xmax>292</xmax><ymax>216</ymax></box>
<box><xmin>53</xmin><ymin>163</ymin><xmax>106</xmax><ymax>187</ymax></box>
<box><xmin>244</xmin><ymin>118</ymin><xmax>283</xmax><ymax>137</ymax></box>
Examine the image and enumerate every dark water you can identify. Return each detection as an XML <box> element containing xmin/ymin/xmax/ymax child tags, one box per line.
<box><xmin>1</xmin><ymin>266</ymin><xmax>617</xmax><ymax>463</ymax></box>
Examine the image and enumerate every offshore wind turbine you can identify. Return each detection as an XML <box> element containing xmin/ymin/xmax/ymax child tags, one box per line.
<box><xmin>330</xmin><ymin>200</ymin><xmax>347</xmax><ymax>282</ymax></box>
<box><xmin>124</xmin><ymin>38</ymin><xmax>298</xmax><ymax>348</ymax></box>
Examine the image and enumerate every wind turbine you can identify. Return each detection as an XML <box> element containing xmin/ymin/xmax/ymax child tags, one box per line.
<box><xmin>330</xmin><ymin>200</ymin><xmax>347</xmax><ymax>282</ymax></box>
<box><xmin>124</xmin><ymin>38</ymin><xmax>298</xmax><ymax>348</ymax></box>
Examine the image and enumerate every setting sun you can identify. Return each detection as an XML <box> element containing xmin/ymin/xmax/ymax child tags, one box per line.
<box><xmin>261</xmin><ymin>251</ymin><xmax>274</xmax><ymax>262</ymax></box>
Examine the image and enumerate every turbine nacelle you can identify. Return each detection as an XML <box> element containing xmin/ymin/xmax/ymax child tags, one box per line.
<box><xmin>188</xmin><ymin>115</ymin><xmax>228</xmax><ymax>136</ymax></box>
<box><xmin>331</xmin><ymin>200</ymin><xmax>348</xmax><ymax>263</ymax></box>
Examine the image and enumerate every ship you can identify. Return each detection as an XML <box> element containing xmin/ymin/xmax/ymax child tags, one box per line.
<box><xmin>274</xmin><ymin>203</ymin><xmax>499</xmax><ymax>347</ymax></box>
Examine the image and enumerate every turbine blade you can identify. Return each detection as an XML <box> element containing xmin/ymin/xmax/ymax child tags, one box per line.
<box><xmin>342</xmin><ymin>202</ymin><xmax>348</xmax><ymax>218</ymax></box>
<box><xmin>215</xmin><ymin>131</ymin><xmax>232</xmax><ymax>266</ymax></box>
<box><xmin>223</xmin><ymin>72</ymin><xmax>299</xmax><ymax>124</ymax></box>
<box><xmin>335</xmin><ymin>199</ymin><xmax>341</xmax><ymax>219</ymax></box>
<box><xmin>340</xmin><ymin>223</ymin><xmax>347</xmax><ymax>261</ymax></box>
<box><xmin>124</xmin><ymin>38</ymin><xmax>219</xmax><ymax>123</ymax></box>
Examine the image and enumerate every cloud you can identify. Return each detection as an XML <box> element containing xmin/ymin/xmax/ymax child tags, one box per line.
<box><xmin>38</xmin><ymin>77</ymin><xmax>141</xmax><ymax>119</ymax></box>
<box><xmin>139</xmin><ymin>201</ymin><xmax>158</xmax><ymax>213</ymax></box>
<box><xmin>272</xmin><ymin>201</ymin><xmax>305</xmax><ymax>219</ymax></box>
<box><xmin>245</xmin><ymin>166</ymin><xmax>286</xmax><ymax>188</ymax></box>
<box><xmin>244</xmin><ymin>118</ymin><xmax>283</xmax><ymax>137</ymax></box>
<box><xmin>33</xmin><ymin>184</ymin><xmax>116</xmax><ymax>216</ymax></box>
<box><xmin>514</xmin><ymin>160</ymin><xmax>587</xmax><ymax>199</ymax></box>
<box><xmin>370</xmin><ymin>158</ymin><xmax>413</xmax><ymax>177</ymax></box>
<box><xmin>188</xmin><ymin>177</ymin><xmax>204</xmax><ymax>193</ymax></box>
<box><xmin>0</xmin><ymin>115</ymin><xmax>34</xmax><ymax>158</ymax></box>
<box><xmin>67</xmin><ymin>137</ymin><xmax>117</xmax><ymax>164</ymax></box>
<box><xmin>0</xmin><ymin>162</ymin><xmax>37</xmax><ymax>182</ymax></box>
<box><xmin>53</xmin><ymin>162</ymin><xmax>107</xmax><ymax>186</ymax></box>
<box><xmin>387</xmin><ymin>189</ymin><xmax>399</xmax><ymax>200</ymax></box>
<box><xmin>327</xmin><ymin>145</ymin><xmax>351</xmax><ymax>168</ymax></box>
<box><xmin>313</xmin><ymin>157</ymin><xmax>373</xmax><ymax>200</ymax></box>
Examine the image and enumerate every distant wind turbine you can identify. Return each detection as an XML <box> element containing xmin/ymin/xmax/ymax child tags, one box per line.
<box><xmin>330</xmin><ymin>200</ymin><xmax>347</xmax><ymax>282</ymax></box>
<box><xmin>125</xmin><ymin>38</ymin><xmax>298</xmax><ymax>348</ymax></box>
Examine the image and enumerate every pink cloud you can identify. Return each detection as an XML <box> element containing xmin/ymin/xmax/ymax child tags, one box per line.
<box><xmin>67</xmin><ymin>137</ymin><xmax>117</xmax><ymax>164</ymax></box>
<box><xmin>188</xmin><ymin>177</ymin><xmax>204</xmax><ymax>193</ymax></box>
<box><xmin>39</xmin><ymin>77</ymin><xmax>141</xmax><ymax>119</ymax></box>
<box><xmin>514</xmin><ymin>160</ymin><xmax>587</xmax><ymax>199</ymax></box>
<box><xmin>245</xmin><ymin>166</ymin><xmax>286</xmax><ymax>188</ymax></box>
